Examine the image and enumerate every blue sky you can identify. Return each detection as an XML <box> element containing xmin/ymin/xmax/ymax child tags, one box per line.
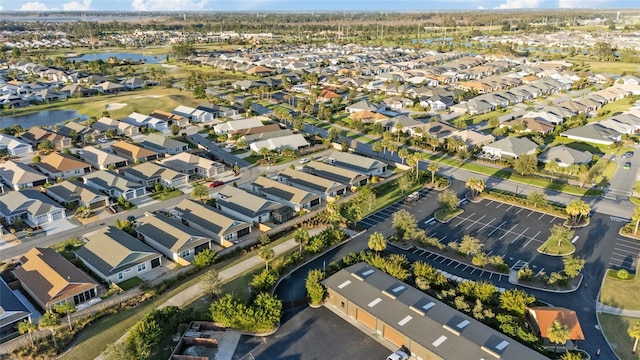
<box><xmin>0</xmin><ymin>0</ymin><xmax>637</xmax><ymax>12</ymax></box>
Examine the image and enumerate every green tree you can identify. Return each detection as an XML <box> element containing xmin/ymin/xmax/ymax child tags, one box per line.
<box><xmin>259</xmin><ymin>247</ymin><xmax>275</xmax><ymax>271</ymax></box>
<box><xmin>547</xmin><ymin>320</ymin><xmax>570</xmax><ymax>353</ymax></box>
<box><xmin>633</xmin><ymin>207</ymin><xmax>640</xmax><ymax>235</ymax></box>
<box><xmin>527</xmin><ymin>191</ymin><xmax>547</xmax><ymax>209</ymax></box>
<box><xmin>201</xmin><ymin>268</ymin><xmax>222</xmax><ymax>298</ymax></box>
<box><xmin>306</xmin><ymin>269</ymin><xmax>326</xmax><ymax>305</ymax></box>
<box><xmin>398</xmin><ymin>148</ymin><xmax>409</xmax><ymax>164</ymax></box>
<box><xmin>54</xmin><ymin>301</ymin><xmax>76</xmax><ymax>330</ymax></box>
<box><xmin>629</xmin><ymin>320</ymin><xmax>640</xmax><ymax>353</ymax></box>
<box><xmin>39</xmin><ymin>311</ymin><xmax>60</xmax><ymax>349</ymax></box>
<box><xmin>465</xmin><ymin>178</ymin><xmax>485</xmax><ymax>199</ymax></box>
<box><xmin>566</xmin><ymin>199</ymin><xmax>590</xmax><ymax>225</ymax></box>
<box><xmin>170</xmin><ymin>123</ymin><xmax>181</xmax><ymax>136</ymax></box>
<box><xmin>328</xmin><ymin>127</ymin><xmax>340</xmax><ymax>142</ymax></box>
<box><xmin>438</xmin><ymin>189</ymin><xmax>459</xmax><ymax>212</ymax></box>
<box><xmin>545</xmin><ymin>159</ymin><xmax>560</xmax><ymax>178</ymax></box>
<box><xmin>391</xmin><ymin>209</ymin><xmax>417</xmax><ymax>240</ymax></box>
<box><xmin>294</xmin><ymin>228</ymin><xmax>310</xmax><ymax>254</ymax></box>
<box><xmin>458</xmin><ymin>235</ymin><xmax>483</xmax><ymax>257</ymax></box>
<box><xmin>357</xmin><ymin>185</ymin><xmax>377</xmax><ymax>211</ymax></box>
<box><xmin>37</xmin><ymin>139</ymin><xmax>55</xmax><ymax>153</ymax></box>
<box><xmin>427</xmin><ymin>162</ymin><xmax>440</xmax><ymax>185</ymax></box>
<box><xmin>562</xmin><ymin>255</ymin><xmax>585</xmax><ymax>278</ymax></box>
<box><xmin>368</xmin><ymin>232</ymin><xmax>387</xmax><ymax>252</ymax></box>
<box><xmin>499</xmin><ymin>289</ymin><xmax>535</xmax><ymax>317</ymax></box>
<box><xmin>193</xmin><ymin>249</ymin><xmax>218</xmax><ymax>269</ymax></box>
<box><xmin>191</xmin><ymin>183</ymin><xmax>209</xmax><ymax>202</ymax></box>
<box><xmin>18</xmin><ymin>321</ymin><xmax>37</xmax><ymax>347</ymax></box>
<box><xmin>513</xmin><ymin>154</ymin><xmax>538</xmax><ymax>176</ymax></box>
<box><xmin>397</xmin><ymin>174</ymin><xmax>413</xmax><ymax>195</ymax></box>
<box><xmin>549</xmin><ymin>223</ymin><xmax>575</xmax><ymax>248</ymax></box>
<box><xmin>325</xmin><ymin>197</ymin><xmax>346</xmax><ymax>227</ymax></box>
<box><xmin>561</xmin><ymin>352</ymin><xmax>582</xmax><ymax>360</ymax></box>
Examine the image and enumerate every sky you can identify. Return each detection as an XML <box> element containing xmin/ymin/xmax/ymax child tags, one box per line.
<box><xmin>0</xmin><ymin>0</ymin><xmax>638</xmax><ymax>12</ymax></box>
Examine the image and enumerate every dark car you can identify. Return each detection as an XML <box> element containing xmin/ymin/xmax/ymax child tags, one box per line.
<box><xmin>624</xmin><ymin>162</ymin><xmax>631</xmax><ymax>170</ymax></box>
<box><xmin>209</xmin><ymin>180</ymin><xmax>224</xmax><ymax>188</ymax></box>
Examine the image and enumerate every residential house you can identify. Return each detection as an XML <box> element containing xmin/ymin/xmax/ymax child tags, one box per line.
<box><xmin>0</xmin><ymin>277</ymin><xmax>31</xmax><ymax>337</ymax></box>
<box><xmin>122</xmin><ymin>112</ymin><xmax>169</xmax><ymax>133</ymax></box>
<box><xmin>59</xmin><ymin>84</ymin><xmax>97</xmax><ymax>98</ymax></box>
<box><xmin>380</xmin><ymin>115</ymin><xmax>426</xmax><ymax>134</ymax></box>
<box><xmin>82</xmin><ymin>170</ymin><xmax>146</xmax><ymax>200</ymax></box>
<box><xmin>275</xmin><ymin>168</ymin><xmax>347</xmax><ymax>201</ymax></box>
<box><xmin>0</xmin><ymin>190</ymin><xmax>66</xmax><ymax>226</ymax></box>
<box><xmin>303</xmin><ymin>161</ymin><xmax>369</xmax><ymax>190</ymax></box>
<box><xmin>170</xmin><ymin>199</ymin><xmax>251</xmax><ymax>247</ymax></box>
<box><xmin>172</xmin><ymin>105</ymin><xmax>214</xmax><ymax>123</ymax></box>
<box><xmin>91</xmin><ymin>81</ymin><xmax>125</xmax><ymax>94</ymax></box>
<box><xmin>345</xmin><ymin>100</ymin><xmax>384</xmax><ymax>114</ymax></box>
<box><xmin>111</xmin><ymin>141</ymin><xmax>159</xmax><ymax>163</ymax></box>
<box><xmin>57</xmin><ymin>121</ymin><xmax>100</xmax><ymax>143</ymax></box>
<box><xmin>0</xmin><ymin>134</ymin><xmax>32</xmax><ymax>156</ymax></box>
<box><xmin>560</xmin><ymin>124</ymin><xmax>622</xmax><ymax>146</ymax></box>
<box><xmin>448</xmin><ymin>130</ymin><xmax>495</xmax><ymax>150</ymax></box>
<box><xmin>36</xmin><ymin>152</ymin><xmax>92</xmax><ymax>180</ymax></box>
<box><xmin>411</xmin><ymin>121</ymin><xmax>457</xmax><ymax>141</ymax></box>
<box><xmin>382</xmin><ymin>97</ymin><xmax>413</xmax><ymax>110</ymax></box>
<box><xmin>527</xmin><ymin>307</ymin><xmax>584</xmax><ymax>352</ymax></box>
<box><xmin>121</xmin><ymin>162</ymin><xmax>188</xmax><ymax>189</ymax></box>
<box><xmin>138</xmin><ymin>133</ymin><xmax>189</xmax><ymax>156</ymax></box>
<box><xmin>599</xmin><ymin>119</ymin><xmax>636</xmax><ymax>135</ymax></box>
<box><xmin>136</xmin><ymin>212</ymin><xmax>218</xmax><ymax>266</ymax></box>
<box><xmin>79</xmin><ymin>146</ymin><xmax>128</xmax><ymax>170</ymax></box>
<box><xmin>215</xmin><ymin>185</ymin><xmax>292</xmax><ymax>225</ymax></box>
<box><xmin>46</xmin><ymin>180</ymin><xmax>110</xmax><ymax>209</ymax></box>
<box><xmin>249</xmin><ymin>176</ymin><xmax>321</xmax><ymax>212</ymax></box>
<box><xmin>149</xmin><ymin>110</ymin><xmax>189</xmax><ymax>128</ymax></box>
<box><xmin>121</xmin><ymin>77</ymin><xmax>146</xmax><ymax>90</ymax></box>
<box><xmin>0</xmin><ymin>160</ymin><xmax>48</xmax><ymax>190</ymax></box>
<box><xmin>32</xmin><ymin>89</ymin><xmax>67</xmax><ymax>103</ymax></box>
<box><xmin>249</xmin><ymin>134</ymin><xmax>310</xmax><ymax>153</ymax></box>
<box><xmin>13</xmin><ymin>247</ymin><xmax>98</xmax><ymax>310</ymax></box>
<box><xmin>75</xmin><ymin>226</ymin><xmax>162</xmax><ymax>283</ymax></box>
<box><xmin>500</xmin><ymin>118</ymin><xmax>554</xmax><ymax>135</ymax></box>
<box><xmin>234</xmin><ymin>124</ymin><xmax>281</xmax><ymax>137</ymax></box>
<box><xmin>537</xmin><ymin>145</ymin><xmax>593</xmax><ymax>168</ymax></box>
<box><xmin>20</xmin><ymin>127</ymin><xmax>72</xmax><ymax>150</ymax></box>
<box><xmin>213</xmin><ymin>118</ymin><xmax>264</xmax><ymax>135</ymax></box>
<box><xmin>349</xmin><ymin>110</ymin><xmax>389</xmax><ymax>123</ymax></box>
<box><xmin>161</xmin><ymin>152</ymin><xmax>225</xmax><ymax>179</ymax></box>
<box><xmin>244</xmin><ymin>129</ymin><xmax>294</xmax><ymax>144</ymax></box>
<box><xmin>482</xmin><ymin>137</ymin><xmax>539</xmax><ymax>158</ymax></box>
<box><xmin>196</xmin><ymin>103</ymin><xmax>239</xmax><ymax>119</ymax></box>
<box><xmin>91</xmin><ymin>117</ymin><xmax>139</xmax><ymax>137</ymax></box>
<box><xmin>326</xmin><ymin>151</ymin><xmax>388</xmax><ymax>177</ymax></box>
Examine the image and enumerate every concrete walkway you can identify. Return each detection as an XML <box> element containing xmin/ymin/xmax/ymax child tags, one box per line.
<box><xmin>597</xmin><ymin>302</ymin><xmax>640</xmax><ymax>317</ymax></box>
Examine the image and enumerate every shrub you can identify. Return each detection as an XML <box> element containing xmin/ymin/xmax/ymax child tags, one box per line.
<box><xmin>250</xmin><ymin>269</ymin><xmax>278</xmax><ymax>294</ymax></box>
<box><xmin>210</xmin><ymin>293</ymin><xmax>282</xmax><ymax>332</ymax></box>
<box><xmin>305</xmin><ymin>269</ymin><xmax>326</xmax><ymax>305</ymax></box>
<box><xmin>616</xmin><ymin>268</ymin><xmax>630</xmax><ymax>280</ymax></box>
<box><xmin>193</xmin><ymin>249</ymin><xmax>218</xmax><ymax>269</ymax></box>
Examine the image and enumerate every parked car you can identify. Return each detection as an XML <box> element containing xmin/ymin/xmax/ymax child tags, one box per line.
<box><xmin>98</xmin><ymin>138</ymin><xmax>107</xmax><ymax>143</ymax></box>
<box><xmin>622</xmin><ymin>152</ymin><xmax>634</xmax><ymax>159</ymax></box>
<box><xmin>387</xmin><ymin>350</ymin><xmax>409</xmax><ymax>360</ymax></box>
<box><xmin>209</xmin><ymin>180</ymin><xmax>224</xmax><ymax>188</ymax></box>
<box><xmin>624</xmin><ymin>162</ymin><xmax>631</xmax><ymax>170</ymax></box>
<box><xmin>299</xmin><ymin>157</ymin><xmax>310</xmax><ymax>164</ymax></box>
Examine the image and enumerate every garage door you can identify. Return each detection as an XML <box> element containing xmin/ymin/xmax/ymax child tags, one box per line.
<box><xmin>383</xmin><ymin>325</ymin><xmax>404</xmax><ymax>347</ymax></box>
<box><xmin>356</xmin><ymin>308</ymin><xmax>376</xmax><ymax>330</ymax></box>
<box><xmin>51</xmin><ymin>211</ymin><xmax>64</xmax><ymax>220</ymax></box>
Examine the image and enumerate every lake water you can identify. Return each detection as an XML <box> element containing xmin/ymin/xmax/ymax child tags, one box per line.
<box><xmin>0</xmin><ymin>110</ymin><xmax>87</xmax><ymax>129</ymax></box>
<box><xmin>67</xmin><ymin>52</ymin><xmax>164</xmax><ymax>64</ymax></box>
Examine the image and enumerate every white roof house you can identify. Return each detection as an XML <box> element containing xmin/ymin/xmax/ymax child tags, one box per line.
<box><xmin>213</xmin><ymin>118</ymin><xmax>264</xmax><ymax>134</ymax></box>
<box><xmin>172</xmin><ymin>105</ymin><xmax>214</xmax><ymax>123</ymax></box>
<box><xmin>0</xmin><ymin>134</ymin><xmax>32</xmax><ymax>156</ymax></box>
<box><xmin>249</xmin><ymin>134</ymin><xmax>309</xmax><ymax>152</ymax></box>
<box><xmin>482</xmin><ymin>137</ymin><xmax>538</xmax><ymax>158</ymax></box>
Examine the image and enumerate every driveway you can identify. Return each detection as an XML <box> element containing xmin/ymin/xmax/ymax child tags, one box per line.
<box><xmin>606</xmin><ymin>147</ymin><xmax>640</xmax><ymax>199</ymax></box>
<box><xmin>41</xmin><ymin>218</ymin><xmax>78</xmax><ymax>236</ymax></box>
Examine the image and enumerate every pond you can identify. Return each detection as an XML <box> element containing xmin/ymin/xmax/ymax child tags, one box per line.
<box><xmin>0</xmin><ymin>110</ymin><xmax>87</xmax><ymax>129</ymax></box>
<box><xmin>66</xmin><ymin>52</ymin><xmax>165</xmax><ymax>64</ymax></box>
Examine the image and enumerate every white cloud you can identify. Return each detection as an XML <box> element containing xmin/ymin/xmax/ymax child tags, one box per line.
<box><xmin>0</xmin><ymin>6</ymin><xmax>3</xmax><ymax>11</ymax></box>
<box><xmin>495</xmin><ymin>0</ymin><xmax>544</xmax><ymax>8</ymax></box>
<box><xmin>19</xmin><ymin>2</ymin><xmax>51</xmax><ymax>11</ymax></box>
<box><xmin>63</xmin><ymin>0</ymin><xmax>92</xmax><ymax>10</ymax></box>
<box><xmin>557</xmin><ymin>0</ymin><xmax>607</xmax><ymax>7</ymax></box>
<box><xmin>131</xmin><ymin>0</ymin><xmax>209</xmax><ymax>11</ymax></box>
<box><xmin>477</xmin><ymin>6</ymin><xmax>486</xmax><ymax>9</ymax></box>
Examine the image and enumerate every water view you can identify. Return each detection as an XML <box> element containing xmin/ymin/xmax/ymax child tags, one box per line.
<box><xmin>66</xmin><ymin>52</ymin><xmax>164</xmax><ymax>64</ymax></box>
<box><xmin>0</xmin><ymin>110</ymin><xmax>86</xmax><ymax>129</ymax></box>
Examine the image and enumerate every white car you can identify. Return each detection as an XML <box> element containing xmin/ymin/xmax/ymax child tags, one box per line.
<box><xmin>98</xmin><ymin>138</ymin><xmax>107</xmax><ymax>143</ymax></box>
<box><xmin>299</xmin><ymin>158</ymin><xmax>310</xmax><ymax>164</ymax></box>
<box><xmin>387</xmin><ymin>350</ymin><xmax>409</xmax><ymax>360</ymax></box>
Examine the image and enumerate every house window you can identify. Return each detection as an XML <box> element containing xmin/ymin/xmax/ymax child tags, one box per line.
<box><xmin>137</xmin><ymin>263</ymin><xmax>147</xmax><ymax>272</ymax></box>
<box><xmin>180</xmin><ymin>250</ymin><xmax>190</xmax><ymax>258</ymax></box>
<box><xmin>117</xmin><ymin>272</ymin><xmax>124</xmax><ymax>280</ymax></box>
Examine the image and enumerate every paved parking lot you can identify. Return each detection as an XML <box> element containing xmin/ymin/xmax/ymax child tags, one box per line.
<box><xmin>608</xmin><ymin>235</ymin><xmax>640</xmax><ymax>272</ymax></box>
<box><xmin>358</xmin><ymin>188</ymin><xmax>435</xmax><ymax>229</ymax></box>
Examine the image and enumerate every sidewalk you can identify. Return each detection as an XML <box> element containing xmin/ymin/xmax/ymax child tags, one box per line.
<box><xmin>597</xmin><ymin>302</ymin><xmax>640</xmax><ymax>317</ymax></box>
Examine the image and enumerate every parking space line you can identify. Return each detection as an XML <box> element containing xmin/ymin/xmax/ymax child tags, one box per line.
<box><xmin>614</xmin><ymin>243</ymin><xmax>640</xmax><ymax>250</ymax></box>
<box><xmin>440</xmin><ymin>258</ymin><xmax>447</xmax><ymax>263</ymax></box>
<box><xmin>616</xmin><ymin>237</ymin><xmax>640</xmax><ymax>245</ymax></box>
<box><xmin>424</xmin><ymin>253</ymin><xmax>433</xmax><ymax>259</ymax></box>
<box><xmin>455</xmin><ymin>263</ymin><xmax>461</xmax><ymax>269</ymax></box>
<box><xmin>510</xmin><ymin>228</ymin><xmax>530</xmax><ymax>244</ymax></box>
<box><xmin>419</xmin><ymin>250</ymin><xmax>427</xmax><ymax>256</ymax></box>
<box><xmin>488</xmin><ymin>221</ymin><xmax>507</xmax><ymax>236</ymax></box>
<box><xmin>538</xmin><ymin>213</ymin><xmax>545</xmax><ymax>220</ymax></box>
<box><xmin>478</xmin><ymin>218</ymin><xmax>496</xmax><ymax>232</ymax></box>
<box><xmin>462</xmin><ymin>266</ymin><xmax>468</xmax><ymax>271</ymax></box>
<box><xmin>527</xmin><ymin>210</ymin><xmax>534</xmax><ymax>217</ymax></box>
<box><xmin>523</xmin><ymin>237</ymin><xmax>537</xmax><ymax>248</ymax></box>
<box><xmin>412</xmin><ymin>248</ymin><xmax>420</xmax><ymax>253</ymax></box>
<box><xmin>495</xmin><ymin>203</ymin><xmax>503</xmax><ymax>208</ymax></box>
<box><xmin>470</xmin><ymin>268</ymin><xmax>476</xmax><ymax>274</ymax></box>
<box><xmin>506</xmin><ymin>205</ymin><xmax>514</xmax><ymax>211</ymax></box>
<box><xmin>466</xmin><ymin>215</ymin><xmax>486</xmax><ymax>230</ymax></box>
<box><xmin>448</xmin><ymin>260</ymin><xmax>454</xmax><ymax>266</ymax></box>
<box><xmin>432</xmin><ymin>255</ymin><xmax>441</xmax><ymax>261</ymax></box>
<box><xmin>499</xmin><ymin>225</ymin><xmax>518</xmax><ymax>240</ymax></box>
<box><xmin>516</xmin><ymin>208</ymin><xmax>524</xmax><ymax>214</ymax></box>
<box><xmin>485</xmin><ymin>200</ymin><xmax>494</xmax><ymax>207</ymax></box>
<box><xmin>440</xmin><ymin>236</ymin><xmax>448</xmax><ymax>242</ymax></box>
<box><xmin>489</xmin><ymin>273</ymin><xmax>493</xmax><ymax>279</ymax></box>
<box><xmin>479</xmin><ymin>270</ymin><xmax>485</xmax><ymax>277</ymax></box>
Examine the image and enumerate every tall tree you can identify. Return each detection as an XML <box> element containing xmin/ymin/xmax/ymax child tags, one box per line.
<box><xmin>191</xmin><ymin>183</ymin><xmax>209</xmax><ymax>202</ymax></box>
<box><xmin>39</xmin><ymin>311</ymin><xmax>60</xmax><ymax>349</ymax></box>
<box><xmin>629</xmin><ymin>320</ymin><xmax>640</xmax><ymax>353</ymax></box>
<box><xmin>513</xmin><ymin>154</ymin><xmax>538</xmax><ymax>176</ymax></box>
<box><xmin>258</xmin><ymin>247</ymin><xmax>275</xmax><ymax>271</ymax></box>
<box><xmin>398</xmin><ymin>174</ymin><xmax>413</xmax><ymax>195</ymax></box>
<box><xmin>201</xmin><ymin>269</ymin><xmax>223</xmax><ymax>299</ymax></box>
<box><xmin>562</xmin><ymin>256</ymin><xmax>585</xmax><ymax>278</ymax></box>
<box><xmin>392</xmin><ymin>209</ymin><xmax>418</xmax><ymax>240</ymax></box>
<box><xmin>54</xmin><ymin>301</ymin><xmax>75</xmax><ymax>330</ymax></box>
<box><xmin>398</xmin><ymin>148</ymin><xmax>409</xmax><ymax>164</ymax></box>
<box><xmin>18</xmin><ymin>321</ymin><xmax>37</xmax><ymax>347</ymax></box>
<box><xmin>368</xmin><ymin>232</ymin><xmax>387</xmax><ymax>252</ymax></box>
<box><xmin>499</xmin><ymin>289</ymin><xmax>535</xmax><ymax>317</ymax></box>
<box><xmin>465</xmin><ymin>178</ymin><xmax>485</xmax><ymax>199</ymax></box>
<box><xmin>438</xmin><ymin>189</ymin><xmax>459</xmax><ymax>213</ymax></box>
<box><xmin>527</xmin><ymin>191</ymin><xmax>547</xmax><ymax>209</ymax></box>
<box><xmin>565</xmin><ymin>199</ymin><xmax>590</xmax><ymax>224</ymax></box>
<box><xmin>427</xmin><ymin>162</ymin><xmax>440</xmax><ymax>185</ymax></box>
<box><xmin>294</xmin><ymin>228</ymin><xmax>310</xmax><ymax>254</ymax></box>
<box><xmin>547</xmin><ymin>320</ymin><xmax>570</xmax><ymax>354</ymax></box>
<box><xmin>632</xmin><ymin>207</ymin><xmax>640</xmax><ymax>235</ymax></box>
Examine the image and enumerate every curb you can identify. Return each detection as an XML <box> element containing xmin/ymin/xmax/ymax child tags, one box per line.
<box><xmin>512</xmin><ymin>273</ymin><xmax>582</xmax><ymax>294</ymax></box>
<box><xmin>595</xmin><ymin>272</ymin><xmax>621</xmax><ymax>360</ymax></box>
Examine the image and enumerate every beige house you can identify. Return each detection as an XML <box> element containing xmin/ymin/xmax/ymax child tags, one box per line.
<box><xmin>36</xmin><ymin>152</ymin><xmax>92</xmax><ymax>180</ymax></box>
<box><xmin>161</xmin><ymin>152</ymin><xmax>225</xmax><ymax>179</ymax></box>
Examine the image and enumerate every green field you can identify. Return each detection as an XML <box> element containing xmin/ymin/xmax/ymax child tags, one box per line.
<box><xmin>598</xmin><ymin>314</ymin><xmax>640</xmax><ymax>360</ymax></box>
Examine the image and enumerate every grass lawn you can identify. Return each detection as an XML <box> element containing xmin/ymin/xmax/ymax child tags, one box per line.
<box><xmin>598</xmin><ymin>313</ymin><xmax>640</xmax><ymax>360</ymax></box>
<box><xmin>537</xmin><ymin>237</ymin><xmax>575</xmax><ymax>256</ymax></box>
<box><xmin>361</xmin><ymin>178</ymin><xmax>423</xmax><ymax>217</ymax></box>
<box><xmin>590</xmin><ymin>97</ymin><xmax>636</xmax><ymax>122</ymax></box>
<box><xmin>149</xmin><ymin>189</ymin><xmax>183</xmax><ymax>201</ymax></box>
<box><xmin>117</xmin><ymin>277</ymin><xmax>144</xmax><ymax>291</ymax></box>
<box><xmin>549</xmin><ymin>137</ymin><xmax>612</xmax><ymax>155</ymax></box>
<box><xmin>600</xmin><ymin>269</ymin><xmax>640</xmax><ymax>310</ymax></box>
<box><xmin>577</xmin><ymin>60</ymin><xmax>640</xmax><ymax>75</ymax></box>
<box><xmin>631</xmin><ymin>197</ymin><xmax>640</xmax><ymax>206</ymax></box>
<box><xmin>434</xmin><ymin>208</ymin><xmax>464</xmax><ymax>222</ymax></box>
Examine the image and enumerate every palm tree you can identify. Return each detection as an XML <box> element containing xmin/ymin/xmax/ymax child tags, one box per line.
<box><xmin>427</xmin><ymin>162</ymin><xmax>440</xmax><ymax>185</ymax></box>
<box><xmin>18</xmin><ymin>321</ymin><xmax>37</xmax><ymax>347</ymax></box>
<box><xmin>547</xmin><ymin>320</ymin><xmax>570</xmax><ymax>354</ymax></box>
<box><xmin>258</xmin><ymin>247</ymin><xmax>275</xmax><ymax>271</ymax></box>
<box><xmin>55</xmin><ymin>301</ymin><xmax>76</xmax><ymax>330</ymax></box>
<box><xmin>39</xmin><ymin>311</ymin><xmax>60</xmax><ymax>349</ymax></box>
<box><xmin>294</xmin><ymin>228</ymin><xmax>310</xmax><ymax>254</ymax></box>
<box><xmin>629</xmin><ymin>320</ymin><xmax>640</xmax><ymax>353</ymax></box>
<box><xmin>465</xmin><ymin>178</ymin><xmax>485</xmax><ymax>199</ymax></box>
<box><xmin>368</xmin><ymin>232</ymin><xmax>387</xmax><ymax>252</ymax></box>
<box><xmin>398</xmin><ymin>148</ymin><xmax>409</xmax><ymax>164</ymax></box>
<box><xmin>632</xmin><ymin>207</ymin><xmax>640</xmax><ymax>235</ymax></box>
<box><xmin>411</xmin><ymin>152</ymin><xmax>423</xmax><ymax>179</ymax></box>
<box><xmin>191</xmin><ymin>183</ymin><xmax>209</xmax><ymax>202</ymax></box>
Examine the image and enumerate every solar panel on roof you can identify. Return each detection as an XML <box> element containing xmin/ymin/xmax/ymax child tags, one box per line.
<box><xmin>392</xmin><ymin>285</ymin><xmax>406</xmax><ymax>293</ymax></box>
<box><xmin>495</xmin><ymin>340</ymin><xmax>509</xmax><ymax>351</ymax></box>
